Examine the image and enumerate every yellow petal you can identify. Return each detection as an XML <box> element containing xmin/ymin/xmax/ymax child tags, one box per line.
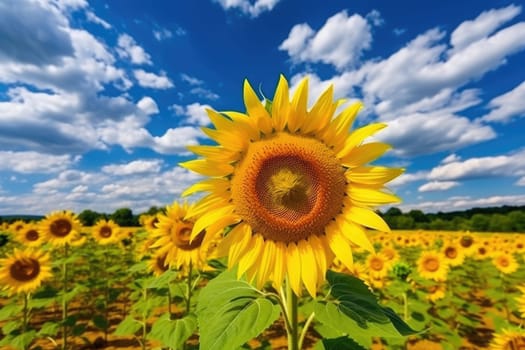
<box><xmin>223</xmin><ymin>111</ymin><xmax>261</xmax><ymax>141</ymax></box>
<box><xmin>206</xmin><ymin>109</ymin><xmax>233</xmax><ymax>131</ymax></box>
<box><xmin>348</xmin><ymin>186</ymin><xmax>401</xmax><ymax>206</ymax></box>
<box><xmin>228</xmin><ymin>224</ymin><xmax>253</xmax><ymax>268</ymax></box>
<box><xmin>337</xmin><ymin>123</ymin><xmax>387</xmax><ymax>158</ymax></box>
<box><xmin>237</xmin><ymin>233</ymin><xmax>264</xmax><ymax>278</ymax></box>
<box><xmin>325</xmin><ymin>227</ymin><xmax>354</xmax><ymax>271</ymax></box>
<box><xmin>346</xmin><ymin>166</ymin><xmax>404</xmax><ymax>186</ymax></box>
<box><xmin>186</xmin><ymin>145</ymin><xmax>239</xmax><ymax>163</ymax></box>
<box><xmin>200</xmin><ymin>214</ymin><xmax>240</xmax><ymax>249</ymax></box>
<box><xmin>344</xmin><ymin>204</ymin><xmax>391</xmax><ymax>233</ymax></box>
<box><xmin>298</xmin><ymin>239</ymin><xmax>318</xmax><ymax>297</ymax></box>
<box><xmin>322</xmin><ymin>101</ymin><xmax>362</xmax><ymax>150</ymax></box>
<box><xmin>201</xmin><ymin>127</ymin><xmax>247</xmax><ymax>152</ymax></box>
<box><xmin>303</xmin><ymin>84</ymin><xmax>334</xmax><ymax>134</ymax></box>
<box><xmin>243</xmin><ymin>79</ymin><xmax>272</xmax><ymax>134</ymax></box>
<box><xmin>336</xmin><ymin>215</ymin><xmax>375</xmax><ymax>253</ymax></box>
<box><xmin>256</xmin><ymin>239</ymin><xmax>276</xmax><ymax>288</ymax></box>
<box><xmin>191</xmin><ymin>205</ymin><xmax>235</xmax><ymax>240</ymax></box>
<box><xmin>309</xmin><ymin>234</ymin><xmax>327</xmax><ymax>284</ymax></box>
<box><xmin>182</xmin><ymin>178</ymin><xmax>230</xmax><ymax>197</ymax></box>
<box><xmin>288</xmin><ymin>77</ymin><xmax>308</xmax><ymax>132</ymax></box>
<box><xmin>340</xmin><ymin>143</ymin><xmax>392</xmax><ymax>168</ymax></box>
<box><xmin>286</xmin><ymin>242</ymin><xmax>302</xmax><ymax>296</ymax></box>
<box><xmin>186</xmin><ymin>194</ymin><xmax>229</xmax><ymax>219</ymax></box>
<box><xmin>271</xmin><ymin>242</ymin><xmax>286</xmax><ymax>290</ymax></box>
<box><xmin>180</xmin><ymin>159</ymin><xmax>233</xmax><ymax>177</ymax></box>
<box><xmin>271</xmin><ymin>75</ymin><xmax>290</xmax><ymax>132</ymax></box>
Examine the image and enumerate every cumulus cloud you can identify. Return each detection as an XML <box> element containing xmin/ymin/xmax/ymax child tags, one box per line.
<box><xmin>102</xmin><ymin>159</ymin><xmax>163</xmax><ymax>175</ymax></box>
<box><xmin>280</xmin><ymin>10</ymin><xmax>375</xmax><ymax>70</ymax></box>
<box><xmin>418</xmin><ymin>181</ymin><xmax>459</xmax><ymax>192</ymax></box>
<box><xmin>151</xmin><ymin>127</ymin><xmax>204</xmax><ymax>154</ymax></box>
<box><xmin>85</xmin><ymin>10</ymin><xmax>111</xmax><ymax>29</ymax></box>
<box><xmin>133</xmin><ymin>69</ymin><xmax>174</xmax><ymax>89</ymax></box>
<box><xmin>480</xmin><ymin>80</ymin><xmax>525</xmax><ymax>123</ymax></box>
<box><xmin>153</xmin><ymin>28</ymin><xmax>173</xmax><ymax>41</ymax></box>
<box><xmin>213</xmin><ymin>0</ymin><xmax>281</xmax><ymax>17</ymax></box>
<box><xmin>137</xmin><ymin>96</ymin><xmax>159</xmax><ymax>115</ymax></box>
<box><xmin>0</xmin><ymin>151</ymin><xmax>78</xmax><ymax>173</ymax></box>
<box><xmin>116</xmin><ymin>34</ymin><xmax>152</xmax><ymax>65</ymax></box>
<box><xmin>398</xmin><ymin>195</ymin><xmax>525</xmax><ymax>213</ymax></box>
<box><xmin>171</xmin><ymin>102</ymin><xmax>212</xmax><ymax>126</ymax></box>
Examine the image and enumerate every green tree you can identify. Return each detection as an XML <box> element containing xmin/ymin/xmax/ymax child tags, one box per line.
<box><xmin>111</xmin><ymin>208</ymin><xmax>137</xmax><ymax>227</ymax></box>
<box><xmin>408</xmin><ymin>209</ymin><xmax>429</xmax><ymax>223</ymax></box>
<box><xmin>471</xmin><ymin>213</ymin><xmax>490</xmax><ymax>231</ymax></box>
<box><xmin>78</xmin><ymin>209</ymin><xmax>104</xmax><ymax>226</ymax></box>
<box><xmin>508</xmin><ymin>211</ymin><xmax>525</xmax><ymax>232</ymax></box>
<box><xmin>488</xmin><ymin>214</ymin><xmax>513</xmax><ymax>232</ymax></box>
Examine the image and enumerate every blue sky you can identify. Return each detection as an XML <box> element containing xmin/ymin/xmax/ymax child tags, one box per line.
<box><xmin>1</xmin><ymin>0</ymin><xmax>525</xmax><ymax>215</ymax></box>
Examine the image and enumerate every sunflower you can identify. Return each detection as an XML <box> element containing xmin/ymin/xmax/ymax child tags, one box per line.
<box><xmin>516</xmin><ymin>285</ymin><xmax>525</xmax><ymax>319</ymax></box>
<box><xmin>417</xmin><ymin>251</ymin><xmax>449</xmax><ymax>282</ymax></box>
<box><xmin>38</xmin><ymin>211</ymin><xmax>82</xmax><ymax>247</ymax></box>
<box><xmin>489</xmin><ymin>327</ymin><xmax>525</xmax><ymax>350</ymax></box>
<box><xmin>92</xmin><ymin>219</ymin><xmax>121</xmax><ymax>245</ymax></box>
<box><xmin>0</xmin><ymin>248</ymin><xmax>53</xmax><ymax>296</ymax></box>
<box><xmin>140</xmin><ymin>214</ymin><xmax>160</xmax><ymax>233</ymax></box>
<box><xmin>150</xmin><ymin>201</ymin><xmax>216</xmax><ymax>272</ymax></box>
<box><xmin>365</xmin><ymin>252</ymin><xmax>391</xmax><ymax>279</ymax></box>
<box><xmin>16</xmin><ymin>223</ymin><xmax>44</xmax><ymax>247</ymax></box>
<box><xmin>147</xmin><ymin>251</ymin><xmax>170</xmax><ymax>277</ymax></box>
<box><xmin>9</xmin><ymin>220</ymin><xmax>27</xmax><ymax>234</ymax></box>
<box><xmin>181</xmin><ymin>76</ymin><xmax>402</xmax><ymax>296</ymax></box>
<box><xmin>426</xmin><ymin>283</ymin><xmax>446</xmax><ymax>302</ymax></box>
<box><xmin>492</xmin><ymin>252</ymin><xmax>518</xmax><ymax>275</ymax></box>
<box><xmin>458</xmin><ymin>233</ymin><xmax>477</xmax><ymax>256</ymax></box>
<box><xmin>440</xmin><ymin>240</ymin><xmax>465</xmax><ymax>267</ymax></box>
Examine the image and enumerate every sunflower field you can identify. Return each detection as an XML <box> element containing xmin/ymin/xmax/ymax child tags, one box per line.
<box><xmin>1</xmin><ymin>76</ymin><xmax>525</xmax><ymax>350</ymax></box>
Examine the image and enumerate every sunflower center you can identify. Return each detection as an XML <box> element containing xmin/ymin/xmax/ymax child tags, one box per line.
<box><xmin>460</xmin><ymin>236</ymin><xmax>473</xmax><ymax>248</ymax></box>
<box><xmin>423</xmin><ymin>258</ymin><xmax>439</xmax><ymax>272</ymax></box>
<box><xmin>50</xmin><ymin>219</ymin><xmax>72</xmax><ymax>237</ymax></box>
<box><xmin>156</xmin><ymin>254</ymin><xmax>169</xmax><ymax>272</ymax></box>
<box><xmin>503</xmin><ymin>336</ymin><xmax>525</xmax><ymax>350</ymax></box>
<box><xmin>173</xmin><ymin>224</ymin><xmax>205</xmax><ymax>251</ymax></box>
<box><xmin>445</xmin><ymin>247</ymin><xmax>457</xmax><ymax>259</ymax></box>
<box><xmin>498</xmin><ymin>257</ymin><xmax>509</xmax><ymax>267</ymax></box>
<box><xmin>99</xmin><ymin>226</ymin><xmax>112</xmax><ymax>238</ymax></box>
<box><xmin>231</xmin><ymin>133</ymin><xmax>346</xmax><ymax>243</ymax></box>
<box><xmin>10</xmin><ymin>258</ymin><xmax>40</xmax><ymax>282</ymax></box>
<box><xmin>370</xmin><ymin>257</ymin><xmax>384</xmax><ymax>271</ymax></box>
<box><xmin>26</xmin><ymin>230</ymin><xmax>39</xmax><ymax>241</ymax></box>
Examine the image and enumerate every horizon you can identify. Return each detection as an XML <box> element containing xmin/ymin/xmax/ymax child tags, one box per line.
<box><xmin>1</xmin><ymin>0</ymin><xmax>525</xmax><ymax>215</ymax></box>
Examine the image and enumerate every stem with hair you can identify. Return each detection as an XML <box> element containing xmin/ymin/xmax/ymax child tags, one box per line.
<box><xmin>285</xmin><ymin>281</ymin><xmax>299</xmax><ymax>350</ymax></box>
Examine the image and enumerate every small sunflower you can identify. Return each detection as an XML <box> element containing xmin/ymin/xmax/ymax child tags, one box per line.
<box><xmin>440</xmin><ymin>240</ymin><xmax>465</xmax><ymax>267</ymax></box>
<box><xmin>458</xmin><ymin>233</ymin><xmax>477</xmax><ymax>256</ymax></box>
<box><xmin>9</xmin><ymin>220</ymin><xmax>26</xmax><ymax>234</ymax></box>
<box><xmin>150</xmin><ymin>202</ymin><xmax>216</xmax><ymax>272</ymax></box>
<box><xmin>426</xmin><ymin>283</ymin><xmax>446</xmax><ymax>302</ymax></box>
<box><xmin>380</xmin><ymin>246</ymin><xmax>400</xmax><ymax>264</ymax></box>
<box><xmin>92</xmin><ymin>219</ymin><xmax>121</xmax><ymax>245</ymax></box>
<box><xmin>489</xmin><ymin>327</ymin><xmax>525</xmax><ymax>350</ymax></box>
<box><xmin>417</xmin><ymin>251</ymin><xmax>449</xmax><ymax>282</ymax></box>
<box><xmin>516</xmin><ymin>285</ymin><xmax>525</xmax><ymax>319</ymax></box>
<box><xmin>16</xmin><ymin>223</ymin><xmax>44</xmax><ymax>247</ymax></box>
<box><xmin>0</xmin><ymin>249</ymin><xmax>53</xmax><ymax>296</ymax></box>
<box><xmin>39</xmin><ymin>210</ymin><xmax>82</xmax><ymax>247</ymax></box>
<box><xmin>140</xmin><ymin>214</ymin><xmax>159</xmax><ymax>233</ymax></box>
<box><xmin>365</xmin><ymin>252</ymin><xmax>391</xmax><ymax>279</ymax></box>
<box><xmin>181</xmin><ymin>75</ymin><xmax>402</xmax><ymax>296</ymax></box>
<box><xmin>147</xmin><ymin>251</ymin><xmax>170</xmax><ymax>277</ymax></box>
<box><xmin>492</xmin><ymin>252</ymin><xmax>518</xmax><ymax>275</ymax></box>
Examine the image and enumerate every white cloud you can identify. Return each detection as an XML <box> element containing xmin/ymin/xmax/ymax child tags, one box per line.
<box><xmin>190</xmin><ymin>87</ymin><xmax>220</xmax><ymax>100</ymax></box>
<box><xmin>480</xmin><ymin>80</ymin><xmax>525</xmax><ymax>123</ymax></box>
<box><xmin>181</xmin><ymin>73</ymin><xmax>204</xmax><ymax>86</ymax></box>
<box><xmin>0</xmin><ymin>151</ymin><xmax>78</xmax><ymax>173</ymax></box>
<box><xmin>428</xmin><ymin>150</ymin><xmax>525</xmax><ymax>181</ymax></box>
<box><xmin>441</xmin><ymin>154</ymin><xmax>461</xmax><ymax>164</ymax></box>
<box><xmin>137</xmin><ymin>96</ymin><xmax>159</xmax><ymax>115</ymax></box>
<box><xmin>153</xmin><ymin>28</ymin><xmax>173</xmax><ymax>41</ymax></box>
<box><xmin>418</xmin><ymin>181</ymin><xmax>459</xmax><ymax>192</ymax></box>
<box><xmin>102</xmin><ymin>159</ymin><xmax>163</xmax><ymax>175</ymax></box>
<box><xmin>280</xmin><ymin>10</ymin><xmax>374</xmax><ymax>70</ymax></box>
<box><xmin>151</xmin><ymin>127</ymin><xmax>204</xmax><ymax>154</ymax></box>
<box><xmin>398</xmin><ymin>194</ymin><xmax>525</xmax><ymax>213</ymax></box>
<box><xmin>133</xmin><ymin>69</ymin><xmax>174</xmax><ymax>89</ymax></box>
<box><xmin>85</xmin><ymin>10</ymin><xmax>111</xmax><ymax>29</ymax></box>
<box><xmin>116</xmin><ymin>33</ymin><xmax>152</xmax><ymax>65</ymax></box>
<box><xmin>517</xmin><ymin>176</ymin><xmax>525</xmax><ymax>186</ymax></box>
<box><xmin>449</xmin><ymin>4</ymin><xmax>521</xmax><ymax>53</ymax></box>
<box><xmin>388</xmin><ymin>171</ymin><xmax>428</xmax><ymax>187</ymax></box>
<box><xmin>171</xmin><ymin>102</ymin><xmax>212</xmax><ymax>126</ymax></box>
<box><xmin>214</xmin><ymin>0</ymin><xmax>281</xmax><ymax>17</ymax></box>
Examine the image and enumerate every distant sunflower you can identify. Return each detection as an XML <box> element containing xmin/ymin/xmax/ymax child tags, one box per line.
<box><xmin>440</xmin><ymin>240</ymin><xmax>465</xmax><ymax>267</ymax></box>
<box><xmin>39</xmin><ymin>211</ymin><xmax>82</xmax><ymax>246</ymax></box>
<box><xmin>0</xmin><ymin>249</ymin><xmax>52</xmax><ymax>295</ymax></box>
<box><xmin>140</xmin><ymin>214</ymin><xmax>159</xmax><ymax>233</ymax></box>
<box><xmin>16</xmin><ymin>223</ymin><xmax>43</xmax><ymax>247</ymax></box>
<box><xmin>417</xmin><ymin>251</ymin><xmax>449</xmax><ymax>282</ymax></box>
<box><xmin>516</xmin><ymin>285</ymin><xmax>525</xmax><ymax>319</ymax></box>
<box><xmin>426</xmin><ymin>284</ymin><xmax>446</xmax><ymax>302</ymax></box>
<box><xmin>492</xmin><ymin>252</ymin><xmax>518</xmax><ymax>275</ymax></box>
<box><xmin>365</xmin><ymin>252</ymin><xmax>391</xmax><ymax>279</ymax></box>
<box><xmin>181</xmin><ymin>75</ymin><xmax>402</xmax><ymax>296</ymax></box>
<box><xmin>459</xmin><ymin>233</ymin><xmax>477</xmax><ymax>256</ymax></box>
<box><xmin>380</xmin><ymin>246</ymin><xmax>400</xmax><ymax>264</ymax></box>
<box><xmin>9</xmin><ymin>220</ymin><xmax>26</xmax><ymax>234</ymax></box>
<box><xmin>150</xmin><ymin>202</ymin><xmax>216</xmax><ymax>272</ymax></box>
<box><xmin>489</xmin><ymin>328</ymin><xmax>525</xmax><ymax>350</ymax></box>
<box><xmin>147</xmin><ymin>251</ymin><xmax>169</xmax><ymax>277</ymax></box>
<box><xmin>92</xmin><ymin>219</ymin><xmax>121</xmax><ymax>245</ymax></box>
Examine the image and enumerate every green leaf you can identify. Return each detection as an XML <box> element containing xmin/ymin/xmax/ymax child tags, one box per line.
<box><xmin>146</xmin><ymin>269</ymin><xmax>177</xmax><ymax>289</ymax></box>
<box><xmin>114</xmin><ymin>315</ymin><xmax>142</xmax><ymax>336</ymax></box>
<box><xmin>38</xmin><ymin>321</ymin><xmax>59</xmax><ymax>337</ymax></box>
<box><xmin>72</xmin><ymin>323</ymin><xmax>86</xmax><ymax>336</ymax></box>
<box><xmin>0</xmin><ymin>302</ymin><xmax>22</xmax><ymax>321</ymax></box>
<box><xmin>9</xmin><ymin>330</ymin><xmax>36</xmax><ymax>350</ymax></box>
<box><xmin>92</xmin><ymin>314</ymin><xmax>109</xmax><ymax>330</ymax></box>
<box><xmin>197</xmin><ymin>269</ymin><xmax>280</xmax><ymax>350</ymax></box>
<box><xmin>62</xmin><ymin>314</ymin><xmax>77</xmax><ymax>327</ymax></box>
<box><xmin>315</xmin><ymin>336</ymin><xmax>367</xmax><ymax>350</ymax></box>
<box><xmin>2</xmin><ymin>319</ymin><xmax>21</xmax><ymax>334</ymax></box>
<box><xmin>149</xmin><ymin>313</ymin><xmax>198</xmax><ymax>349</ymax></box>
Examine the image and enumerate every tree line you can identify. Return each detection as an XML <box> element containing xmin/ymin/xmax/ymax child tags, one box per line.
<box><xmin>1</xmin><ymin>205</ymin><xmax>525</xmax><ymax>232</ymax></box>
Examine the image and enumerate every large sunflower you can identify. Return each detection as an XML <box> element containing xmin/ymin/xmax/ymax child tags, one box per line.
<box><xmin>16</xmin><ymin>223</ymin><xmax>44</xmax><ymax>247</ymax></box>
<box><xmin>181</xmin><ymin>75</ymin><xmax>402</xmax><ymax>296</ymax></box>
<box><xmin>0</xmin><ymin>249</ymin><xmax>52</xmax><ymax>295</ymax></box>
<box><xmin>150</xmin><ymin>201</ymin><xmax>216</xmax><ymax>272</ymax></box>
<box><xmin>489</xmin><ymin>328</ymin><xmax>525</xmax><ymax>350</ymax></box>
<box><xmin>92</xmin><ymin>219</ymin><xmax>121</xmax><ymax>245</ymax></box>
<box><xmin>39</xmin><ymin>211</ymin><xmax>82</xmax><ymax>246</ymax></box>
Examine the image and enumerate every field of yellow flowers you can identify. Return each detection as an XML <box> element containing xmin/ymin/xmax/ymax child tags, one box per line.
<box><xmin>1</xmin><ymin>215</ymin><xmax>524</xmax><ymax>350</ymax></box>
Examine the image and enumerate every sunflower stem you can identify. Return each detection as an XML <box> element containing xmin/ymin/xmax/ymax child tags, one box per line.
<box><xmin>22</xmin><ymin>292</ymin><xmax>29</xmax><ymax>350</ymax></box>
<box><xmin>402</xmin><ymin>291</ymin><xmax>409</xmax><ymax>321</ymax></box>
<box><xmin>285</xmin><ymin>281</ymin><xmax>299</xmax><ymax>350</ymax></box>
<box><xmin>185</xmin><ymin>261</ymin><xmax>193</xmax><ymax>316</ymax></box>
<box><xmin>62</xmin><ymin>244</ymin><xmax>69</xmax><ymax>350</ymax></box>
<box><xmin>104</xmin><ymin>248</ymin><xmax>109</xmax><ymax>345</ymax></box>
<box><xmin>298</xmin><ymin>311</ymin><xmax>315</xmax><ymax>350</ymax></box>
